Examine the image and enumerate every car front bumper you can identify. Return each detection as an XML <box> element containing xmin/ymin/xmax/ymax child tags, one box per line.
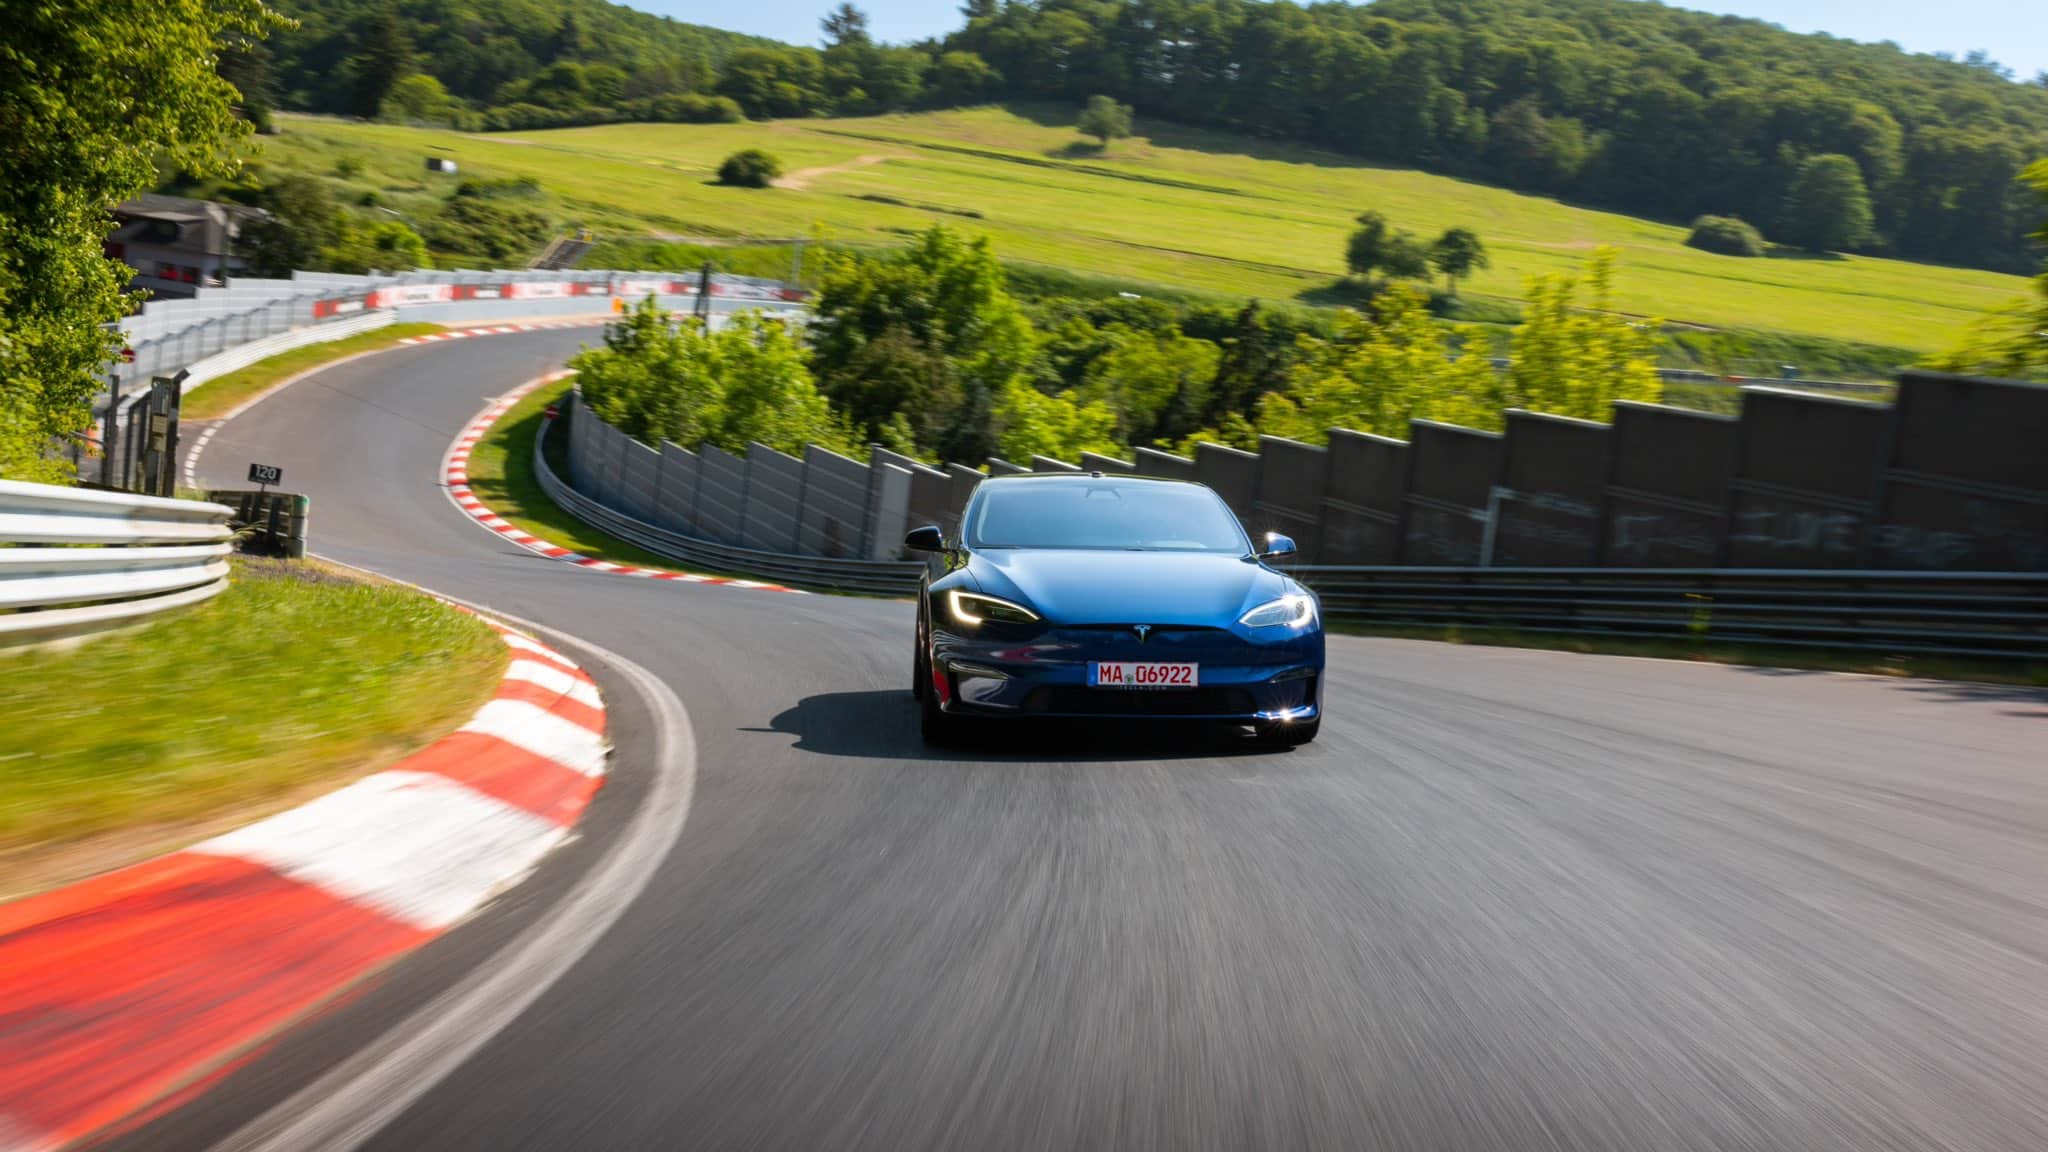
<box><xmin>931</xmin><ymin>624</ymin><xmax>1324</xmax><ymax>722</ymax></box>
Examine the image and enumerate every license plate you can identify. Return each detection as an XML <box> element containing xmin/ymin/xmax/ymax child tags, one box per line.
<box><xmin>1089</xmin><ymin>662</ymin><xmax>1199</xmax><ymax>689</ymax></box>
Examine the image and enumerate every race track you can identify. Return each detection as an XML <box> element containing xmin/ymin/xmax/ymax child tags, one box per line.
<box><xmin>128</xmin><ymin>330</ymin><xmax>2048</xmax><ymax>1151</ymax></box>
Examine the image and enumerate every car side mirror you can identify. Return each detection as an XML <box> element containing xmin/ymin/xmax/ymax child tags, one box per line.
<box><xmin>1259</xmin><ymin>532</ymin><xmax>1297</xmax><ymax>560</ymax></box>
<box><xmin>903</xmin><ymin>525</ymin><xmax>945</xmax><ymax>552</ymax></box>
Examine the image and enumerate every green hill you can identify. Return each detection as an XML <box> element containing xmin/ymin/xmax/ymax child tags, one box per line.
<box><xmin>256</xmin><ymin>106</ymin><xmax>2028</xmax><ymax>354</ymax></box>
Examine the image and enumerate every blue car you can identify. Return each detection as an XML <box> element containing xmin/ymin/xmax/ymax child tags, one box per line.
<box><xmin>907</xmin><ymin>473</ymin><xmax>1324</xmax><ymax>747</ymax></box>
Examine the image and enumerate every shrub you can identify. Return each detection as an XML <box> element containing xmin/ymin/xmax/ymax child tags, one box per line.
<box><xmin>1686</xmin><ymin>215</ymin><xmax>1766</xmax><ymax>257</ymax></box>
<box><xmin>716</xmin><ymin>149</ymin><xmax>783</xmax><ymax>189</ymax></box>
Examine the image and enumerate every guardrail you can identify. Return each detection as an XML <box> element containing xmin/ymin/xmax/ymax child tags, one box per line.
<box><xmin>533</xmin><ymin>416</ymin><xmax>924</xmax><ymax>595</ymax></box>
<box><xmin>0</xmin><ymin>481</ymin><xmax>235</xmax><ymax>647</ymax></box>
<box><xmin>1293</xmin><ymin>566</ymin><xmax>2048</xmax><ymax>660</ymax></box>
<box><xmin>178</xmin><ymin>310</ymin><xmax>394</xmax><ymax>394</ymax></box>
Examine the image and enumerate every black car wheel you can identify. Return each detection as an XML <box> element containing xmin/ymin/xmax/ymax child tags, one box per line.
<box><xmin>1254</xmin><ymin>718</ymin><xmax>1320</xmax><ymax>747</ymax></box>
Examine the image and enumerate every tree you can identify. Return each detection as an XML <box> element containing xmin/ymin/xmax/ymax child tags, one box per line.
<box><xmin>572</xmin><ymin>299</ymin><xmax>855</xmax><ymax>457</ymax></box>
<box><xmin>239</xmin><ymin>176</ymin><xmax>345</xmax><ymax>277</ymax></box>
<box><xmin>1932</xmin><ymin>160</ymin><xmax>2048</xmax><ymax>381</ymax></box>
<box><xmin>715</xmin><ymin>46</ymin><xmax>824</xmax><ymax>119</ymax></box>
<box><xmin>994</xmin><ymin>379</ymin><xmax>1122</xmax><ymax>462</ymax></box>
<box><xmin>810</xmin><ymin>225</ymin><xmax>1036</xmax><ymax>462</ymax></box>
<box><xmin>1505</xmin><ymin>248</ymin><xmax>1663</xmax><ymax>420</ymax></box>
<box><xmin>1779</xmin><ymin>153</ymin><xmax>1876</xmax><ymax>253</ymax></box>
<box><xmin>1077</xmin><ymin>326</ymin><xmax>1220</xmax><ymax>444</ymax></box>
<box><xmin>821</xmin><ymin>3</ymin><xmax>870</xmax><ymax>48</ymax></box>
<box><xmin>1256</xmin><ymin>287</ymin><xmax>1502</xmax><ymax>443</ymax></box>
<box><xmin>380</xmin><ymin>73</ymin><xmax>455</xmax><ymax>123</ymax></box>
<box><xmin>1429</xmin><ymin>227</ymin><xmax>1489</xmax><ymax>296</ymax></box>
<box><xmin>0</xmin><ymin>0</ymin><xmax>282</xmax><ymax>482</ymax></box>
<box><xmin>1345</xmin><ymin>211</ymin><xmax>1430</xmax><ymax>283</ymax></box>
<box><xmin>1077</xmin><ymin>95</ymin><xmax>1133</xmax><ymax>147</ymax></box>
<box><xmin>348</xmin><ymin>3</ymin><xmax>412</xmax><ymax>118</ymax></box>
<box><xmin>717</xmin><ymin>148</ymin><xmax>783</xmax><ymax>188</ymax></box>
<box><xmin>930</xmin><ymin>50</ymin><xmax>1000</xmax><ymax>105</ymax></box>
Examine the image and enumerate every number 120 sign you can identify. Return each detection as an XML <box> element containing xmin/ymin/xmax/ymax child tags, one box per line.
<box><xmin>248</xmin><ymin>462</ymin><xmax>283</xmax><ymax>486</ymax></box>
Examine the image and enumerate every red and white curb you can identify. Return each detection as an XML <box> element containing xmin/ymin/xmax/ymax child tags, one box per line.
<box><xmin>0</xmin><ymin>619</ymin><xmax>606</xmax><ymax>1151</ymax></box>
<box><xmin>444</xmin><ymin>375</ymin><xmax>803</xmax><ymax>594</ymax></box>
<box><xmin>399</xmin><ymin>319</ymin><xmax>602</xmax><ymax>345</ymax></box>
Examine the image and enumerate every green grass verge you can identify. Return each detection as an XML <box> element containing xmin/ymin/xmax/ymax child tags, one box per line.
<box><xmin>1329</xmin><ymin>621</ymin><xmax>2048</xmax><ymax>687</ymax></box>
<box><xmin>254</xmin><ymin>107</ymin><xmax>2031</xmax><ymax>353</ymax></box>
<box><xmin>0</xmin><ymin>557</ymin><xmax>506</xmax><ymax>894</ymax></box>
<box><xmin>180</xmin><ymin>322</ymin><xmax>448</xmax><ymax>420</ymax></box>
<box><xmin>465</xmin><ymin>378</ymin><xmax>737</xmax><ymax>575</ymax></box>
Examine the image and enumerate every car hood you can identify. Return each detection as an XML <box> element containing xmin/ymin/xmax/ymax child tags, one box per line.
<box><xmin>970</xmin><ymin>549</ymin><xmax>1285</xmax><ymax>626</ymax></box>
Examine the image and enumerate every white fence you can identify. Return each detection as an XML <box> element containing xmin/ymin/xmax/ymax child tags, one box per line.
<box><xmin>180</xmin><ymin>310</ymin><xmax>395</xmax><ymax>396</ymax></box>
<box><xmin>0</xmin><ymin>481</ymin><xmax>234</xmax><ymax>647</ymax></box>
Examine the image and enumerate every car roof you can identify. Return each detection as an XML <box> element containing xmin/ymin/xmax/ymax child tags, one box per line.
<box><xmin>979</xmin><ymin>471</ymin><xmax>1203</xmax><ymax>487</ymax></box>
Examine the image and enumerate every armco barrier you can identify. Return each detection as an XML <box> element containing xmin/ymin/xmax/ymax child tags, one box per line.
<box><xmin>1294</xmin><ymin>567</ymin><xmax>2048</xmax><ymax>660</ymax></box>
<box><xmin>96</xmin><ymin>268</ymin><xmax>810</xmax><ymax>476</ymax></box>
<box><xmin>0</xmin><ymin>481</ymin><xmax>234</xmax><ymax>647</ymax></box>
<box><xmin>177</xmin><ymin>310</ymin><xmax>394</xmax><ymax>394</ymax></box>
<box><xmin>535</xmin><ymin>415</ymin><xmax>922</xmax><ymax>595</ymax></box>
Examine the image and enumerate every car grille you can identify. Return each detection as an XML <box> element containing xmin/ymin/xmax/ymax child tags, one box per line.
<box><xmin>1023</xmin><ymin>686</ymin><xmax>1257</xmax><ymax>717</ymax></box>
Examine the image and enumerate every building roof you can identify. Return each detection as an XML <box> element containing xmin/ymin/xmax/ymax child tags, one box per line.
<box><xmin>112</xmin><ymin>194</ymin><xmax>268</xmax><ymax>258</ymax></box>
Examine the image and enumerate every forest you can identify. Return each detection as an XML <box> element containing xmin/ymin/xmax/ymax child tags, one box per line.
<box><xmin>241</xmin><ymin>0</ymin><xmax>2048</xmax><ymax>274</ymax></box>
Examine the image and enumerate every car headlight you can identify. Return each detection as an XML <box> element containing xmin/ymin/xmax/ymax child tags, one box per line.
<box><xmin>1239</xmin><ymin>592</ymin><xmax>1316</xmax><ymax>629</ymax></box>
<box><xmin>948</xmin><ymin>589</ymin><xmax>1041</xmax><ymax>626</ymax></box>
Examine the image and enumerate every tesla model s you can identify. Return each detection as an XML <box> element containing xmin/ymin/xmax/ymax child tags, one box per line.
<box><xmin>907</xmin><ymin>473</ymin><xmax>1324</xmax><ymax>746</ymax></box>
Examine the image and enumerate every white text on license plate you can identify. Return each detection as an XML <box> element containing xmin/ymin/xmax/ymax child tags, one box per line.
<box><xmin>1090</xmin><ymin>662</ymin><xmax>1199</xmax><ymax>689</ymax></box>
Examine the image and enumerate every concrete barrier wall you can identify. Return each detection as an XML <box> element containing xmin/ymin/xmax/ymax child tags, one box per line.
<box><xmin>1080</xmin><ymin>452</ymin><xmax>1136</xmax><ymax>474</ymax></box>
<box><xmin>1492</xmin><ymin>410</ymin><xmax>1609</xmax><ymax>567</ymax></box>
<box><xmin>1196</xmin><ymin>443</ymin><xmax>1259</xmax><ymax>523</ymax></box>
<box><xmin>1316</xmin><ymin>430</ymin><xmax>1406</xmax><ymax>565</ymax></box>
<box><xmin>695</xmin><ymin>444</ymin><xmax>748</xmax><ymax>544</ymax></box>
<box><xmin>799</xmin><ymin>445</ymin><xmax>871</xmax><ymax>558</ymax></box>
<box><xmin>741</xmin><ymin>442</ymin><xmax>805</xmax><ymax>553</ymax></box>
<box><xmin>1874</xmin><ymin>372</ymin><xmax>2048</xmax><ymax>571</ymax></box>
<box><xmin>618</xmin><ymin>437</ymin><xmax>663</xmax><ymax>524</ymax></box>
<box><xmin>1601</xmin><ymin>402</ymin><xmax>1738</xmax><ymax>567</ymax></box>
<box><xmin>1724</xmin><ymin>388</ymin><xmax>1888</xmax><ymax>569</ymax></box>
<box><xmin>1134</xmin><ymin>448</ymin><xmax>1196</xmax><ymax>482</ymax></box>
<box><xmin>655</xmin><ymin>441</ymin><xmax>701</xmax><ymax>535</ymax></box>
<box><xmin>556</xmin><ymin>371</ymin><xmax>2045</xmax><ymax>574</ymax></box>
<box><xmin>1400</xmin><ymin>421</ymin><xmax>1502</xmax><ymax>566</ymax></box>
<box><xmin>870</xmin><ymin>448</ymin><xmax>962</xmax><ymax>542</ymax></box>
<box><xmin>1250</xmin><ymin>436</ymin><xmax>1329</xmax><ymax>558</ymax></box>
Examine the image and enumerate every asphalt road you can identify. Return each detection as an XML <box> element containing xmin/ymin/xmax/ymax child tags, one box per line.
<box><xmin>135</xmin><ymin>330</ymin><xmax>2048</xmax><ymax>1152</ymax></box>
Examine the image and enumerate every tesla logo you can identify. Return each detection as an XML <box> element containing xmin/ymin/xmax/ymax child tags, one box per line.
<box><xmin>1132</xmin><ymin>624</ymin><xmax>1152</xmax><ymax>643</ymax></box>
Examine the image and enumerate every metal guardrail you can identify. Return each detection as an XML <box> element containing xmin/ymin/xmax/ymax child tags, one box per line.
<box><xmin>1292</xmin><ymin>566</ymin><xmax>2048</xmax><ymax>660</ymax></box>
<box><xmin>0</xmin><ymin>480</ymin><xmax>235</xmax><ymax>647</ymax></box>
<box><xmin>533</xmin><ymin>417</ymin><xmax>924</xmax><ymax>596</ymax></box>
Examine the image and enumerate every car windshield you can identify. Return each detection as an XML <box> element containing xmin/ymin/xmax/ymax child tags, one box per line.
<box><xmin>967</xmin><ymin>481</ymin><xmax>1249</xmax><ymax>553</ymax></box>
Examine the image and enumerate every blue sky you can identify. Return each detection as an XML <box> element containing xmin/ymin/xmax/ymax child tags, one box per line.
<box><xmin>645</xmin><ymin>0</ymin><xmax>2047</xmax><ymax>82</ymax></box>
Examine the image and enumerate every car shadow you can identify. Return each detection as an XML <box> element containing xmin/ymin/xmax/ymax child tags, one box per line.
<box><xmin>751</xmin><ymin>689</ymin><xmax>1295</xmax><ymax>762</ymax></box>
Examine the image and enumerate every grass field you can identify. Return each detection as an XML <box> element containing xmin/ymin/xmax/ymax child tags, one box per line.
<box><xmin>0</xmin><ymin>558</ymin><xmax>505</xmax><ymax>896</ymax></box>
<box><xmin>181</xmin><ymin>322</ymin><xmax>446</xmax><ymax>419</ymax></box>
<box><xmin>258</xmin><ymin>106</ymin><xmax>2031</xmax><ymax>353</ymax></box>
